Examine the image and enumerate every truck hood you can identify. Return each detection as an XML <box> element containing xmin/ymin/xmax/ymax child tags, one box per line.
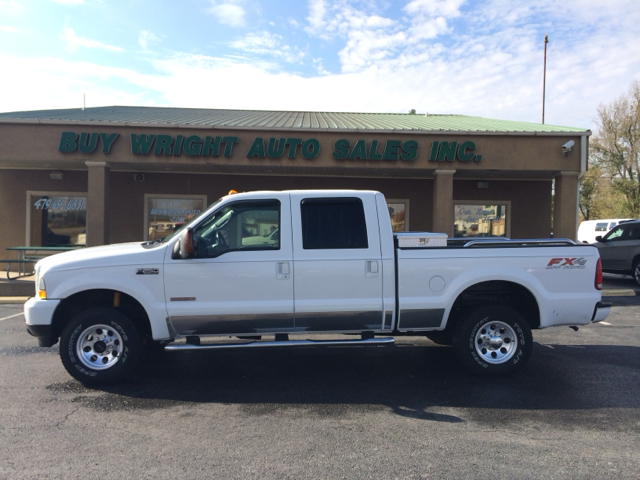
<box><xmin>36</xmin><ymin>242</ymin><xmax>168</xmax><ymax>274</ymax></box>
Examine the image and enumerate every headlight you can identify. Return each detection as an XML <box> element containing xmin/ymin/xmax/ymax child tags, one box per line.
<box><xmin>37</xmin><ymin>273</ymin><xmax>47</xmax><ymax>299</ymax></box>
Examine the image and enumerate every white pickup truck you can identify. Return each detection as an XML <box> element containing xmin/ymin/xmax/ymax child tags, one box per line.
<box><xmin>25</xmin><ymin>190</ymin><xmax>611</xmax><ymax>384</ymax></box>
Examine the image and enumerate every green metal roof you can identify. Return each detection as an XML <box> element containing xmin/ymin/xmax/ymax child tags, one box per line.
<box><xmin>0</xmin><ymin>106</ymin><xmax>589</xmax><ymax>133</ymax></box>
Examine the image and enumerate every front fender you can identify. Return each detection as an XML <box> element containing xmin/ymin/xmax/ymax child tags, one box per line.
<box><xmin>47</xmin><ymin>266</ymin><xmax>170</xmax><ymax>340</ymax></box>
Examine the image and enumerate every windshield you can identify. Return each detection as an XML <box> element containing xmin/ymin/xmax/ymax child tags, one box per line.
<box><xmin>158</xmin><ymin>198</ymin><xmax>224</xmax><ymax>243</ymax></box>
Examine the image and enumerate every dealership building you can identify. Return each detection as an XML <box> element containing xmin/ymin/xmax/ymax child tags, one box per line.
<box><xmin>0</xmin><ymin>106</ymin><xmax>589</xmax><ymax>253</ymax></box>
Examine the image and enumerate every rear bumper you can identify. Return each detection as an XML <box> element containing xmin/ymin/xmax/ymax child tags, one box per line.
<box><xmin>591</xmin><ymin>301</ymin><xmax>612</xmax><ymax>323</ymax></box>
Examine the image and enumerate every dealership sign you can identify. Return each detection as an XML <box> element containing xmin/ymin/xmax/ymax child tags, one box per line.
<box><xmin>58</xmin><ymin>131</ymin><xmax>482</xmax><ymax>162</ymax></box>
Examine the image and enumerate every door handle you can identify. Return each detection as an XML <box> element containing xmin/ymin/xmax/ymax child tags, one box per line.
<box><xmin>276</xmin><ymin>262</ymin><xmax>290</xmax><ymax>280</ymax></box>
<box><xmin>366</xmin><ymin>260</ymin><xmax>379</xmax><ymax>277</ymax></box>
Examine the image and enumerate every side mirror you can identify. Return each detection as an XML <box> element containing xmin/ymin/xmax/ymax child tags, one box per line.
<box><xmin>172</xmin><ymin>228</ymin><xmax>195</xmax><ymax>259</ymax></box>
<box><xmin>595</xmin><ymin>236</ymin><xmax>603</xmax><ymax>242</ymax></box>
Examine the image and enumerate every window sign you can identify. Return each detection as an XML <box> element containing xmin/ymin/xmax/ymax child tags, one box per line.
<box><xmin>29</xmin><ymin>194</ymin><xmax>87</xmax><ymax>246</ymax></box>
<box><xmin>386</xmin><ymin>200</ymin><xmax>409</xmax><ymax>232</ymax></box>
<box><xmin>145</xmin><ymin>195</ymin><xmax>206</xmax><ymax>241</ymax></box>
<box><xmin>454</xmin><ymin>203</ymin><xmax>508</xmax><ymax>237</ymax></box>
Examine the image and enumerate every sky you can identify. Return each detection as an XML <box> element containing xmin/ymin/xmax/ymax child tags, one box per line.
<box><xmin>1</xmin><ymin>0</ymin><xmax>639</xmax><ymax>131</ymax></box>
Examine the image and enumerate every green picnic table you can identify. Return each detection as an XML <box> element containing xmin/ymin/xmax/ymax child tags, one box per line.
<box><xmin>2</xmin><ymin>245</ymin><xmax>84</xmax><ymax>280</ymax></box>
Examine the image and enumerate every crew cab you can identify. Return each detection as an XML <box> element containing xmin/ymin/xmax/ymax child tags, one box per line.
<box><xmin>24</xmin><ymin>190</ymin><xmax>610</xmax><ymax>384</ymax></box>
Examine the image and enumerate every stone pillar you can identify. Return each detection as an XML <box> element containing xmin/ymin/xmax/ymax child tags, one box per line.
<box><xmin>553</xmin><ymin>172</ymin><xmax>579</xmax><ymax>241</ymax></box>
<box><xmin>85</xmin><ymin>161</ymin><xmax>110</xmax><ymax>247</ymax></box>
<box><xmin>432</xmin><ymin>169</ymin><xmax>456</xmax><ymax>235</ymax></box>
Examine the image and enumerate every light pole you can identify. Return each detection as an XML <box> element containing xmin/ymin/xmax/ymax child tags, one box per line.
<box><xmin>542</xmin><ymin>34</ymin><xmax>549</xmax><ymax>124</ymax></box>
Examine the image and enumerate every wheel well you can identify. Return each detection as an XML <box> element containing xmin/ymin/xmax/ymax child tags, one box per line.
<box><xmin>445</xmin><ymin>281</ymin><xmax>540</xmax><ymax>333</ymax></box>
<box><xmin>52</xmin><ymin>289</ymin><xmax>151</xmax><ymax>339</ymax></box>
<box><xmin>632</xmin><ymin>255</ymin><xmax>640</xmax><ymax>270</ymax></box>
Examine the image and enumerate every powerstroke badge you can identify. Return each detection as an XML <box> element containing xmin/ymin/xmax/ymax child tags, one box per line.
<box><xmin>546</xmin><ymin>258</ymin><xmax>587</xmax><ymax>269</ymax></box>
<box><xmin>136</xmin><ymin>268</ymin><xmax>159</xmax><ymax>275</ymax></box>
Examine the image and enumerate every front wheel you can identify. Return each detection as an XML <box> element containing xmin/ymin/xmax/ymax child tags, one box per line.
<box><xmin>453</xmin><ymin>305</ymin><xmax>532</xmax><ymax>376</ymax></box>
<box><xmin>60</xmin><ymin>308</ymin><xmax>141</xmax><ymax>385</ymax></box>
<box><xmin>633</xmin><ymin>259</ymin><xmax>640</xmax><ymax>286</ymax></box>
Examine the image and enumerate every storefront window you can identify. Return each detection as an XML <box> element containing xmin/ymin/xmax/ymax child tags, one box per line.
<box><xmin>145</xmin><ymin>195</ymin><xmax>207</xmax><ymax>240</ymax></box>
<box><xmin>454</xmin><ymin>203</ymin><xmax>508</xmax><ymax>237</ymax></box>
<box><xmin>29</xmin><ymin>193</ymin><xmax>87</xmax><ymax>246</ymax></box>
<box><xmin>386</xmin><ymin>200</ymin><xmax>409</xmax><ymax>232</ymax></box>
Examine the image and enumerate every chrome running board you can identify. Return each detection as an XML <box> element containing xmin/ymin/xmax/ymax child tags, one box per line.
<box><xmin>164</xmin><ymin>336</ymin><xmax>395</xmax><ymax>351</ymax></box>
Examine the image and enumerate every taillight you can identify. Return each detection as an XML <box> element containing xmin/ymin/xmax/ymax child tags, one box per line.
<box><xmin>595</xmin><ymin>257</ymin><xmax>602</xmax><ymax>290</ymax></box>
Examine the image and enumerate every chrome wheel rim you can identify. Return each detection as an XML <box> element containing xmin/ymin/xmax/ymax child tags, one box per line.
<box><xmin>634</xmin><ymin>264</ymin><xmax>640</xmax><ymax>285</ymax></box>
<box><xmin>76</xmin><ymin>324</ymin><xmax>123</xmax><ymax>370</ymax></box>
<box><xmin>474</xmin><ymin>320</ymin><xmax>517</xmax><ymax>364</ymax></box>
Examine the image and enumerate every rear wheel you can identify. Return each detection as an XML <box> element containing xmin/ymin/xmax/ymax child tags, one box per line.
<box><xmin>60</xmin><ymin>308</ymin><xmax>141</xmax><ymax>385</ymax></box>
<box><xmin>453</xmin><ymin>305</ymin><xmax>532</xmax><ymax>376</ymax></box>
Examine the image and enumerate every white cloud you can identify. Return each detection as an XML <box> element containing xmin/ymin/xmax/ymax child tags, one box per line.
<box><xmin>0</xmin><ymin>55</ymin><xmax>161</xmax><ymax>113</ymax></box>
<box><xmin>230</xmin><ymin>31</ymin><xmax>305</xmax><ymax>63</ymax></box>
<box><xmin>0</xmin><ymin>25</ymin><xmax>18</xmax><ymax>33</ymax></box>
<box><xmin>313</xmin><ymin>58</ymin><xmax>330</xmax><ymax>75</ymax></box>
<box><xmin>403</xmin><ymin>0</ymin><xmax>464</xmax><ymax>17</ymax></box>
<box><xmin>139</xmin><ymin>30</ymin><xmax>160</xmax><ymax>49</ymax></box>
<box><xmin>61</xmin><ymin>26</ymin><xmax>124</xmax><ymax>53</ymax></box>
<box><xmin>0</xmin><ymin>0</ymin><xmax>22</xmax><ymax>15</ymax></box>
<box><xmin>208</xmin><ymin>0</ymin><xmax>246</xmax><ymax>27</ymax></box>
<box><xmin>1</xmin><ymin>0</ymin><xmax>640</xmax><ymax>134</ymax></box>
<box><xmin>48</xmin><ymin>0</ymin><xmax>84</xmax><ymax>4</ymax></box>
<box><xmin>304</xmin><ymin>0</ymin><xmax>463</xmax><ymax>74</ymax></box>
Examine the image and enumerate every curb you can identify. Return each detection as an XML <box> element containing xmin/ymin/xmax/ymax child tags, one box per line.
<box><xmin>0</xmin><ymin>297</ymin><xmax>30</xmax><ymax>304</ymax></box>
<box><xmin>602</xmin><ymin>289</ymin><xmax>636</xmax><ymax>297</ymax></box>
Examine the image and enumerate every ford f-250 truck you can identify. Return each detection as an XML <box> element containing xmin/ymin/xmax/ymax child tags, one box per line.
<box><xmin>24</xmin><ymin>190</ymin><xmax>611</xmax><ymax>384</ymax></box>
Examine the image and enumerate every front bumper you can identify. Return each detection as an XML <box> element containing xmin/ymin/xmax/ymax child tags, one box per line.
<box><xmin>591</xmin><ymin>301</ymin><xmax>612</xmax><ymax>323</ymax></box>
<box><xmin>24</xmin><ymin>297</ymin><xmax>61</xmax><ymax>347</ymax></box>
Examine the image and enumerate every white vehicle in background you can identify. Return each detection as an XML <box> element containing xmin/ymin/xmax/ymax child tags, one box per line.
<box><xmin>578</xmin><ymin>219</ymin><xmax>631</xmax><ymax>244</ymax></box>
<box><xmin>24</xmin><ymin>190</ymin><xmax>610</xmax><ymax>385</ymax></box>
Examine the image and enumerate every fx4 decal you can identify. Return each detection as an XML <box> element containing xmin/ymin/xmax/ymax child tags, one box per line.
<box><xmin>546</xmin><ymin>258</ymin><xmax>587</xmax><ymax>269</ymax></box>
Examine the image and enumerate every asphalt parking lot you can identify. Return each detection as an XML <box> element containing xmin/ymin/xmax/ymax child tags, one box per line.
<box><xmin>1</xmin><ymin>294</ymin><xmax>639</xmax><ymax>480</ymax></box>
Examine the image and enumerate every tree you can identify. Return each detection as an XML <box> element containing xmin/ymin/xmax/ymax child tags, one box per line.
<box><xmin>579</xmin><ymin>166</ymin><xmax>600</xmax><ymax>220</ymax></box>
<box><xmin>587</xmin><ymin>80</ymin><xmax>640</xmax><ymax>218</ymax></box>
<box><xmin>579</xmin><ymin>165</ymin><xmax>626</xmax><ymax>221</ymax></box>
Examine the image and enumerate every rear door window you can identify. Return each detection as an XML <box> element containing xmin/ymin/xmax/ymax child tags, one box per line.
<box><xmin>300</xmin><ymin>197</ymin><xmax>368</xmax><ymax>249</ymax></box>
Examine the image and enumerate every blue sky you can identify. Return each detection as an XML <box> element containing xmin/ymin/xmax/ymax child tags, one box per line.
<box><xmin>1</xmin><ymin>0</ymin><xmax>639</xmax><ymax>131</ymax></box>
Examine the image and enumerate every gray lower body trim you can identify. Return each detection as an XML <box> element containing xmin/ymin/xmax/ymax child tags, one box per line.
<box><xmin>293</xmin><ymin>311</ymin><xmax>383</xmax><ymax>332</ymax></box>
<box><xmin>384</xmin><ymin>311</ymin><xmax>393</xmax><ymax>330</ymax></box>
<box><xmin>398</xmin><ymin>309</ymin><xmax>445</xmax><ymax>330</ymax></box>
<box><xmin>169</xmin><ymin>313</ymin><xmax>294</xmax><ymax>336</ymax></box>
<box><xmin>169</xmin><ymin>310</ymin><xmax>384</xmax><ymax>335</ymax></box>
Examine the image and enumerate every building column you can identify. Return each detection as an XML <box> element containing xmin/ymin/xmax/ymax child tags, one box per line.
<box><xmin>553</xmin><ymin>171</ymin><xmax>579</xmax><ymax>241</ymax></box>
<box><xmin>432</xmin><ymin>169</ymin><xmax>456</xmax><ymax>235</ymax></box>
<box><xmin>85</xmin><ymin>161</ymin><xmax>110</xmax><ymax>247</ymax></box>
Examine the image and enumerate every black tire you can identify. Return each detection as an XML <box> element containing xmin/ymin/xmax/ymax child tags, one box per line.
<box><xmin>453</xmin><ymin>305</ymin><xmax>532</xmax><ymax>376</ymax></box>
<box><xmin>633</xmin><ymin>259</ymin><xmax>640</xmax><ymax>286</ymax></box>
<box><xmin>60</xmin><ymin>307</ymin><xmax>141</xmax><ymax>385</ymax></box>
<box><xmin>425</xmin><ymin>331</ymin><xmax>453</xmax><ymax>346</ymax></box>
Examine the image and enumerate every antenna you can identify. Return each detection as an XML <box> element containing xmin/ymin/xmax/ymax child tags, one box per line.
<box><xmin>83</xmin><ymin>94</ymin><xmax>85</xmax><ymax>111</ymax></box>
